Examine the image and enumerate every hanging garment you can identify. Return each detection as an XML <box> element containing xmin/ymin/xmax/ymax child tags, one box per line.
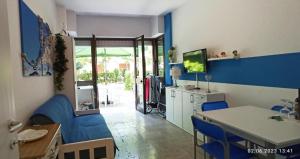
<box><xmin>145</xmin><ymin>77</ymin><xmax>150</xmax><ymax>102</ymax></box>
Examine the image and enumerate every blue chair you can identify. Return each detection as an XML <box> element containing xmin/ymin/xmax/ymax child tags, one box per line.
<box><xmin>201</xmin><ymin>101</ymin><xmax>244</xmax><ymax>143</ymax></box>
<box><xmin>202</xmin><ymin>101</ymin><xmax>229</xmax><ymax>111</ymax></box>
<box><xmin>191</xmin><ymin>116</ymin><xmax>252</xmax><ymax>159</ymax></box>
<box><xmin>271</xmin><ymin>105</ymin><xmax>292</xmax><ymax>113</ymax></box>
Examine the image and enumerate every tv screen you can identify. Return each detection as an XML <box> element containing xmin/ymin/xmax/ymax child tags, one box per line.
<box><xmin>183</xmin><ymin>49</ymin><xmax>207</xmax><ymax>73</ymax></box>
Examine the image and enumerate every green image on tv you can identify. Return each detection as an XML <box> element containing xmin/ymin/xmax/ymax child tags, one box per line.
<box><xmin>183</xmin><ymin>50</ymin><xmax>206</xmax><ymax>73</ymax></box>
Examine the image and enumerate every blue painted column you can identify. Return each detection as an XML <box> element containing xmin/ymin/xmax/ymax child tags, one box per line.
<box><xmin>164</xmin><ymin>13</ymin><xmax>173</xmax><ymax>86</ymax></box>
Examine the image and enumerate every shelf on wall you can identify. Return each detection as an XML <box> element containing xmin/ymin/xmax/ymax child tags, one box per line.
<box><xmin>207</xmin><ymin>55</ymin><xmax>240</xmax><ymax>61</ymax></box>
<box><xmin>169</xmin><ymin>62</ymin><xmax>182</xmax><ymax>65</ymax></box>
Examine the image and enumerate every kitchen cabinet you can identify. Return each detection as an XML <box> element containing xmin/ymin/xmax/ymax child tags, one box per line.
<box><xmin>166</xmin><ymin>87</ymin><xmax>225</xmax><ymax>136</ymax></box>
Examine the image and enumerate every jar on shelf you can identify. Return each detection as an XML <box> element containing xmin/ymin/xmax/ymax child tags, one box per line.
<box><xmin>168</xmin><ymin>47</ymin><xmax>176</xmax><ymax>63</ymax></box>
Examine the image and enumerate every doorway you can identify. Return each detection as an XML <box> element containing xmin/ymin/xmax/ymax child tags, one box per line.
<box><xmin>74</xmin><ymin>35</ymin><xmax>165</xmax><ymax>114</ymax></box>
<box><xmin>96</xmin><ymin>45</ymin><xmax>135</xmax><ymax>110</ymax></box>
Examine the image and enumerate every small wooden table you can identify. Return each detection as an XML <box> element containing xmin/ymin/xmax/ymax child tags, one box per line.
<box><xmin>19</xmin><ymin>124</ymin><xmax>61</xmax><ymax>159</ymax></box>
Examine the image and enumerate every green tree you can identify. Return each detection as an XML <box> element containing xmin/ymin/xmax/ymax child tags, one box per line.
<box><xmin>78</xmin><ymin>71</ymin><xmax>92</xmax><ymax>81</ymax></box>
<box><xmin>124</xmin><ymin>73</ymin><xmax>133</xmax><ymax>90</ymax></box>
<box><xmin>113</xmin><ymin>69</ymin><xmax>120</xmax><ymax>82</ymax></box>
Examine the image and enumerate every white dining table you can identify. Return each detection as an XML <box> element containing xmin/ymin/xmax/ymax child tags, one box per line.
<box><xmin>196</xmin><ymin>105</ymin><xmax>300</xmax><ymax>158</ymax></box>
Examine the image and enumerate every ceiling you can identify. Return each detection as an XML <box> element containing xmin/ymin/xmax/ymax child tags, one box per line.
<box><xmin>56</xmin><ymin>0</ymin><xmax>188</xmax><ymax>16</ymax></box>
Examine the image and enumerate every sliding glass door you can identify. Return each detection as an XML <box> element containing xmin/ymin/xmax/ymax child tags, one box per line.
<box><xmin>156</xmin><ymin>35</ymin><xmax>165</xmax><ymax>79</ymax></box>
<box><xmin>74</xmin><ymin>37</ymin><xmax>99</xmax><ymax>111</ymax></box>
<box><xmin>74</xmin><ymin>35</ymin><xmax>164</xmax><ymax>114</ymax></box>
<box><xmin>134</xmin><ymin>35</ymin><xmax>146</xmax><ymax>114</ymax></box>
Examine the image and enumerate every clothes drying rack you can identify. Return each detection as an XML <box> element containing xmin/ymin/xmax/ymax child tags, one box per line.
<box><xmin>145</xmin><ymin>76</ymin><xmax>166</xmax><ymax>118</ymax></box>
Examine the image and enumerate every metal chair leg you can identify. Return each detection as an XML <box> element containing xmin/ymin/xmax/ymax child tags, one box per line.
<box><xmin>203</xmin><ymin>135</ymin><xmax>206</xmax><ymax>159</ymax></box>
<box><xmin>194</xmin><ymin>129</ymin><xmax>197</xmax><ymax>159</ymax></box>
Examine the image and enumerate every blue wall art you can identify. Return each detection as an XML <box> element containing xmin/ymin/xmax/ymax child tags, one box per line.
<box><xmin>19</xmin><ymin>0</ymin><xmax>52</xmax><ymax>77</ymax></box>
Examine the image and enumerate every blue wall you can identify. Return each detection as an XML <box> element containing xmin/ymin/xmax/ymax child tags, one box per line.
<box><xmin>172</xmin><ymin>52</ymin><xmax>300</xmax><ymax>89</ymax></box>
<box><xmin>164</xmin><ymin>13</ymin><xmax>173</xmax><ymax>86</ymax></box>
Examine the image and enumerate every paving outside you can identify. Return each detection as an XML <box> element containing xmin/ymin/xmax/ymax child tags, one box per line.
<box><xmin>98</xmin><ymin>83</ymin><xmax>135</xmax><ymax>108</ymax></box>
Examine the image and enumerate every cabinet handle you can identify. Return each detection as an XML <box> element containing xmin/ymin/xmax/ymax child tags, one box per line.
<box><xmin>171</xmin><ymin>90</ymin><xmax>174</xmax><ymax>97</ymax></box>
<box><xmin>173</xmin><ymin>91</ymin><xmax>176</xmax><ymax>97</ymax></box>
<box><xmin>190</xmin><ymin>95</ymin><xmax>194</xmax><ymax>103</ymax></box>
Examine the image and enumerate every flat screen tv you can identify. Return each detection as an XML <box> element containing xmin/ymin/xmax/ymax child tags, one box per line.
<box><xmin>183</xmin><ymin>49</ymin><xmax>207</xmax><ymax>73</ymax></box>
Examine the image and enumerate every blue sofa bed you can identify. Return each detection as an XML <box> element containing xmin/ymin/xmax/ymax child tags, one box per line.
<box><xmin>30</xmin><ymin>94</ymin><xmax>115</xmax><ymax>159</ymax></box>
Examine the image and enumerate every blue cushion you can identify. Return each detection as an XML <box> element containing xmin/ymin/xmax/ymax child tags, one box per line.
<box><xmin>31</xmin><ymin>94</ymin><xmax>113</xmax><ymax>144</ymax></box>
<box><xmin>68</xmin><ymin>115</ymin><xmax>113</xmax><ymax>143</ymax></box>
<box><xmin>201</xmin><ymin>141</ymin><xmax>252</xmax><ymax>159</ymax></box>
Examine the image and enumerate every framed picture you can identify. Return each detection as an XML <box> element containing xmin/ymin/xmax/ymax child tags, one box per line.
<box><xmin>19</xmin><ymin>0</ymin><xmax>52</xmax><ymax>77</ymax></box>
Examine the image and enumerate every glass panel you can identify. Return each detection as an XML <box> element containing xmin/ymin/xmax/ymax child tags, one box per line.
<box><xmin>157</xmin><ymin>38</ymin><xmax>164</xmax><ymax>77</ymax></box>
<box><xmin>144</xmin><ymin>41</ymin><xmax>153</xmax><ymax>76</ymax></box>
<box><xmin>135</xmin><ymin>38</ymin><xmax>145</xmax><ymax>113</ymax></box>
<box><xmin>74</xmin><ymin>43</ymin><xmax>96</xmax><ymax>111</ymax></box>
<box><xmin>75</xmin><ymin>46</ymin><xmax>92</xmax><ymax>81</ymax></box>
<box><xmin>136</xmin><ymin>40</ymin><xmax>144</xmax><ymax>111</ymax></box>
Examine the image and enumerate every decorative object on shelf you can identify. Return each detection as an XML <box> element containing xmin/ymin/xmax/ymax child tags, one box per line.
<box><xmin>19</xmin><ymin>0</ymin><xmax>52</xmax><ymax>77</ymax></box>
<box><xmin>213</xmin><ymin>51</ymin><xmax>227</xmax><ymax>58</ymax></box>
<box><xmin>171</xmin><ymin>66</ymin><xmax>181</xmax><ymax>87</ymax></box>
<box><xmin>168</xmin><ymin>46</ymin><xmax>177</xmax><ymax>63</ymax></box>
<box><xmin>18</xmin><ymin>129</ymin><xmax>48</xmax><ymax>142</ymax></box>
<box><xmin>53</xmin><ymin>34</ymin><xmax>68</xmax><ymax>91</ymax></box>
<box><xmin>207</xmin><ymin>50</ymin><xmax>240</xmax><ymax>61</ymax></box>
<box><xmin>205</xmin><ymin>74</ymin><xmax>212</xmax><ymax>93</ymax></box>
<box><xmin>184</xmin><ymin>85</ymin><xmax>195</xmax><ymax>90</ymax></box>
<box><xmin>232</xmin><ymin>50</ymin><xmax>240</xmax><ymax>59</ymax></box>
<box><xmin>220</xmin><ymin>52</ymin><xmax>227</xmax><ymax>57</ymax></box>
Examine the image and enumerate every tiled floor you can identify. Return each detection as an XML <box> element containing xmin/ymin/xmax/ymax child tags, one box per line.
<box><xmin>101</xmin><ymin>105</ymin><xmax>203</xmax><ymax>159</ymax></box>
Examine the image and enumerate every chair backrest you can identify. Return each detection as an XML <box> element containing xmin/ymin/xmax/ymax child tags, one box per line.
<box><xmin>271</xmin><ymin>105</ymin><xmax>291</xmax><ymax>113</ymax></box>
<box><xmin>271</xmin><ymin>105</ymin><xmax>284</xmax><ymax>112</ymax></box>
<box><xmin>201</xmin><ymin>101</ymin><xmax>229</xmax><ymax>111</ymax></box>
<box><xmin>191</xmin><ymin>116</ymin><xmax>226</xmax><ymax>142</ymax></box>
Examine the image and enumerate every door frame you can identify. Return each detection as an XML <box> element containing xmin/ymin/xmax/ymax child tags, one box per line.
<box><xmin>153</xmin><ymin>34</ymin><xmax>165</xmax><ymax>80</ymax></box>
<box><xmin>0</xmin><ymin>0</ymin><xmax>19</xmax><ymax>157</ymax></box>
<box><xmin>91</xmin><ymin>35</ymin><xmax>99</xmax><ymax>109</ymax></box>
<box><xmin>134</xmin><ymin>35</ymin><xmax>147</xmax><ymax>114</ymax></box>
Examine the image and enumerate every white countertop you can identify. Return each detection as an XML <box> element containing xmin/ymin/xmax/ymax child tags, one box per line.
<box><xmin>196</xmin><ymin>106</ymin><xmax>300</xmax><ymax>148</ymax></box>
<box><xmin>166</xmin><ymin>86</ymin><xmax>223</xmax><ymax>95</ymax></box>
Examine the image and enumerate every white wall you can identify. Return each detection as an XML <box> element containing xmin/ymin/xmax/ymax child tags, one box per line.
<box><xmin>56</xmin><ymin>4</ymin><xmax>67</xmax><ymax>32</ymax></box>
<box><xmin>77</xmin><ymin>14</ymin><xmax>153</xmax><ymax>37</ymax></box>
<box><xmin>151</xmin><ymin>15</ymin><xmax>164</xmax><ymax>36</ymax></box>
<box><xmin>66</xmin><ymin>10</ymin><xmax>77</xmax><ymax>36</ymax></box>
<box><xmin>172</xmin><ymin>0</ymin><xmax>300</xmax><ymax>107</ymax></box>
<box><xmin>173</xmin><ymin>0</ymin><xmax>300</xmax><ymax>62</ymax></box>
<box><xmin>7</xmin><ymin>0</ymin><xmax>58</xmax><ymax>122</ymax></box>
